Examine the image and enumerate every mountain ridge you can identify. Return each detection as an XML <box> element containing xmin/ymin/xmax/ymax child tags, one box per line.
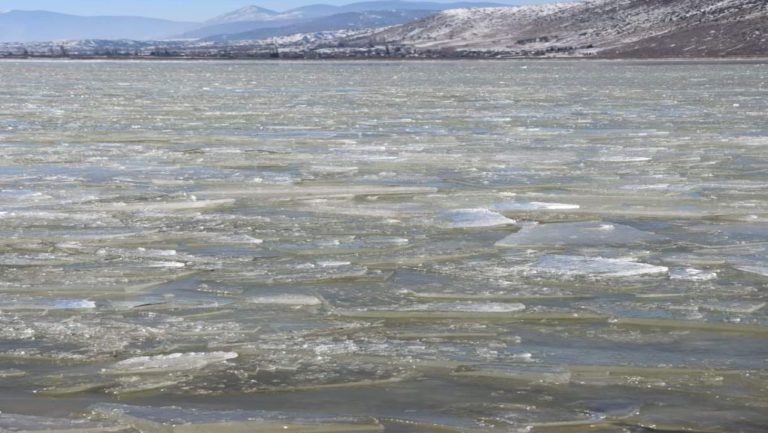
<box><xmin>179</xmin><ymin>1</ymin><xmax>507</xmax><ymax>39</ymax></box>
<box><xmin>2</xmin><ymin>0</ymin><xmax>766</xmax><ymax>58</ymax></box>
<box><xmin>0</xmin><ymin>10</ymin><xmax>197</xmax><ymax>42</ymax></box>
<box><xmin>204</xmin><ymin>10</ymin><xmax>438</xmax><ymax>42</ymax></box>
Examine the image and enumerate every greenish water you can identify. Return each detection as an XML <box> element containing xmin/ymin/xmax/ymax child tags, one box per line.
<box><xmin>0</xmin><ymin>59</ymin><xmax>766</xmax><ymax>432</ymax></box>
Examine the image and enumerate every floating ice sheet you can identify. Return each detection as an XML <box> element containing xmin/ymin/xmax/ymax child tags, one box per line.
<box><xmin>669</xmin><ymin>268</ymin><xmax>718</xmax><ymax>281</ymax></box>
<box><xmin>90</xmin><ymin>404</ymin><xmax>383</xmax><ymax>433</ymax></box>
<box><xmin>531</xmin><ymin>255</ymin><xmax>669</xmax><ymax>278</ymax></box>
<box><xmin>0</xmin><ymin>413</ymin><xmax>123</xmax><ymax>433</ymax></box>
<box><xmin>496</xmin><ymin>221</ymin><xmax>665</xmax><ymax>247</ymax></box>
<box><xmin>105</xmin><ymin>352</ymin><xmax>238</xmax><ymax>374</ymax></box>
<box><xmin>247</xmin><ymin>295</ymin><xmax>323</xmax><ymax>306</ymax></box>
<box><xmin>590</xmin><ymin>156</ymin><xmax>652</xmax><ymax>162</ymax></box>
<box><xmin>0</xmin><ymin>297</ymin><xmax>96</xmax><ymax>310</ymax></box>
<box><xmin>395</xmin><ymin>302</ymin><xmax>526</xmax><ymax>313</ymax></box>
<box><xmin>437</xmin><ymin>208</ymin><xmax>516</xmax><ymax>228</ymax></box>
<box><xmin>492</xmin><ymin>201</ymin><xmax>580</xmax><ymax>211</ymax></box>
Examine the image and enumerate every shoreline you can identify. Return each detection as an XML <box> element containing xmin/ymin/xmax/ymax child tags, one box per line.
<box><xmin>2</xmin><ymin>55</ymin><xmax>768</xmax><ymax>62</ymax></box>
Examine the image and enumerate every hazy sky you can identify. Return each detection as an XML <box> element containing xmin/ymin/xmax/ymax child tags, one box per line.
<box><xmin>0</xmin><ymin>0</ymin><xmax>549</xmax><ymax>22</ymax></box>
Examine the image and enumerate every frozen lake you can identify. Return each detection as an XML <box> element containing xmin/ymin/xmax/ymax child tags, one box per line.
<box><xmin>0</xmin><ymin>59</ymin><xmax>767</xmax><ymax>432</ymax></box>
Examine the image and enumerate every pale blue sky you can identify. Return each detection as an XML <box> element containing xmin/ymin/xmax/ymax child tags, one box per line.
<box><xmin>0</xmin><ymin>0</ymin><xmax>548</xmax><ymax>22</ymax></box>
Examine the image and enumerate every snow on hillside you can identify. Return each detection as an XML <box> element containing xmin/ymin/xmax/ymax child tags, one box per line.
<box><xmin>362</xmin><ymin>4</ymin><xmax>576</xmax><ymax>49</ymax></box>
<box><xmin>343</xmin><ymin>0</ymin><xmax>768</xmax><ymax>55</ymax></box>
<box><xmin>3</xmin><ymin>0</ymin><xmax>766</xmax><ymax>58</ymax></box>
<box><xmin>206</xmin><ymin>6</ymin><xmax>283</xmax><ymax>24</ymax></box>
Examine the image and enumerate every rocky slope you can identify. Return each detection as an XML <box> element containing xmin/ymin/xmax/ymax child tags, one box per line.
<box><xmin>343</xmin><ymin>0</ymin><xmax>768</xmax><ymax>57</ymax></box>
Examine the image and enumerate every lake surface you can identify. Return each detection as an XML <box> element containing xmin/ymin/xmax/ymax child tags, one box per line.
<box><xmin>0</xmin><ymin>59</ymin><xmax>767</xmax><ymax>432</ymax></box>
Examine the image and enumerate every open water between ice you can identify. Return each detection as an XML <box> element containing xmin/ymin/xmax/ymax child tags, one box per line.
<box><xmin>0</xmin><ymin>59</ymin><xmax>767</xmax><ymax>432</ymax></box>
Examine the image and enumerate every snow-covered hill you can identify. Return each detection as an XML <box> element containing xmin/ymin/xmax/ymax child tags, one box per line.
<box><xmin>4</xmin><ymin>0</ymin><xmax>766</xmax><ymax>58</ymax></box>
<box><xmin>205</xmin><ymin>6</ymin><xmax>284</xmax><ymax>24</ymax></box>
<box><xmin>205</xmin><ymin>10</ymin><xmax>436</xmax><ymax>42</ymax></box>
<box><xmin>179</xmin><ymin>1</ymin><xmax>506</xmax><ymax>40</ymax></box>
<box><xmin>343</xmin><ymin>0</ymin><xmax>768</xmax><ymax>56</ymax></box>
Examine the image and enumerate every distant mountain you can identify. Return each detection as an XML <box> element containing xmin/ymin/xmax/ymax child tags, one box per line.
<box><xmin>341</xmin><ymin>0</ymin><xmax>768</xmax><ymax>57</ymax></box>
<box><xmin>0</xmin><ymin>10</ymin><xmax>197</xmax><ymax>42</ymax></box>
<box><xmin>179</xmin><ymin>1</ymin><xmax>506</xmax><ymax>39</ymax></box>
<box><xmin>205</xmin><ymin>10</ymin><xmax>437</xmax><ymax>42</ymax></box>
<box><xmin>289</xmin><ymin>1</ymin><xmax>509</xmax><ymax>18</ymax></box>
<box><xmin>176</xmin><ymin>20</ymin><xmax>309</xmax><ymax>40</ymax></box>
<box><xmin>205</xmin><ymin>6</ymin><xmax>284</xmax><ymax>25</ymax></box>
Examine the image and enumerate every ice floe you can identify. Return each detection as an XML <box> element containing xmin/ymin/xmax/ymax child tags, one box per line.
<box><xmin>247</xmin><ymin>295</ymin><xmax>323</xmax><ymax>306</ymax></box>
<box><xmin>90</xmin><ymin>404</ymin><xmax>383</xmax><ymax>433</ymax></box>
<box><xmin>531</xmin><ymin>255</ymin><xmax>669</xmax><ymax>278</ymax></box>
<box><xmin>397</xmin><ymin>302</ymin><xmax>526</xmax><ymax>313</ymax></box>
<box><xmin>438</xmin><ymin>208</ymin><xmax>516</xmax><ymax>228</ymax></box>
<box><xmin>493</xmin><ymin>201</ymin><xmax>580</xmax><ymax>211</ymax></box>
<box><xmin>0</xmin><ymin>413</ymin><xmax>120</xmax><ymax>433</ymax></box>
<box><xmin>105</xmin><ymin>352</ymin><xmax>238</xmax><ymax>374</ymax></box>
<box><xmin>0</xmin><ymin>297</ymin><xmax>96</xmax><ymax>310</ymax></box>
<box><xmin>496</xmin><ymin>221</ymin><xmax>664</xmax><ymax>247</ymax></box>
<box><xmin>669</xmin><ymin>268</ymin><xmax>718</xmax><ymax>281</ymax></box>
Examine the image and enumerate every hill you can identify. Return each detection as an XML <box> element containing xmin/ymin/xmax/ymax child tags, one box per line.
<box><xmin>341</xmin><ymin>0</ymin><xmax>768</xmax><ymax>57</ymax></box>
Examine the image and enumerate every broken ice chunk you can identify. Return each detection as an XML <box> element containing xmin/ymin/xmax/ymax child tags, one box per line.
<box><xmin>493</xmin><ymin>201</ymin><xmax>580</xmax><ymax>211</ymax></box>
<box><xmin>438</xmin><ymin>208</ymin><xmax>516</xmax><ymax>228</ymax></box>
<box><xmin>307</xmin><ymin>165</ymin><xmax>359</xmax><ymax>176</ymax></box>
<box><xmin>700</xmin><ymin>301</ymin><xmax>765</xmax><ymax>314</ymax></box>
<box><xmin>247</xmin><ymin>295</ymin><xmax>323</xmax><ymax>306</ymax></box>
<box><xmin>317</xmin><ymin>260</ymin><xmax>353</xmax><ymax>268</ymax></box>
<box><xmin>398</xmin><ymin>302</ymin><xmax>526</xmax><ymax>313</ymax></box>
<box><xmin>734</xmin><ymin>264</ymin><xmax>768</xmax><ymax>277</ymax></box>
<box><xmin>0</xmin><ymin>297</ymin><xmax>96</xmax><ymax>310</ymax></box>
<box><xmin>90</xmin><ymin>403</ymin><xmax>383</xmax><ymax>433</ymax></box>
<box><xmin>669</xmin><ymin>268</ymin><xmax>718</xmax><ymax>281</ymax></box>
<box><xmin>496</xmin><ymin>221</ymin><xmax>664</xmax><ymax>247</ymax></box>
<box><xmin>590</xmin><ymin>156</ymin><xmax>651</xmax><ymax>162</ymax></box>
<box><xmin>105</xmin><ymin>352</ymin><xmax>238</xmax><ymax>375</ymax></box>
<box><xmin>81</xmin><ymin>198</ymin><xmax>236</xmax><ymax>213</ymax></box>
<box><xmin>532</xmin><ymin>255</ymin><xmax>669</xmax><ymax>278</ymax></box>
<box><xmin>0</xmin><ymin>413</ymin><xmax>120</xmax><ymax>433</ymax></box>
<box><xmin>53</xmin><ymin>299</ymin><xmax>97</xmax><ymax>309</ymax></box>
